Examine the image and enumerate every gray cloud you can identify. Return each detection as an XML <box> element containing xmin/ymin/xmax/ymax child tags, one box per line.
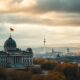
<box><xmin>0</xmin><ymin>14</ymin><xmax>54</xmax><ymax>25</ymax></box>
<box><xmin>36</xmin><ymin>0</ymin><xmax>80</xmax><ymax>13</ymax></box>
<box><xmin>0</xmin><ymin>13</ymin><xmax>80</xmax><ymax>26</ymax></box>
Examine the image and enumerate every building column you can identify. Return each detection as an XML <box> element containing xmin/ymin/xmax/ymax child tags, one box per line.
<box><xmin>15</xmin><ymin>56</ymin><xmax>16</xmax><ymax>64</ymax></box>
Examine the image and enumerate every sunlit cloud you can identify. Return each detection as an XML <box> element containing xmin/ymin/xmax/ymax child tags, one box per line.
<box><xmin>0</xmin><ymin>0</ymin><xmax>37</xmax><ymax>13</ymax></box>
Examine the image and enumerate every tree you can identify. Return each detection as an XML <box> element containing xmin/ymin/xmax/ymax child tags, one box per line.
<box><xmin>32</xmin><ymin>75</ymin><xmax>44</xmax><ymax>80</ymax></box>
<box><xmin>45</xmin><ymin>71</ymin><xmax>66</xmax><ymax>80</ymax></box>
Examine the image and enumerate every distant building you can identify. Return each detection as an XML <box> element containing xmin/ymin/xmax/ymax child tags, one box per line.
<box><xmin>45</xmin><ymin>48</ymin><xmax>62</xmax><ymax>58</ymax></box>
<box><xmin>0</xmin><ymin>35</ymin><xmax>33</xmax><ymax>69</ymax></box>
<box><xmin>66</xmin><ymin>48</ymin><xmax>73</xmax><ymax>56</ymax></box>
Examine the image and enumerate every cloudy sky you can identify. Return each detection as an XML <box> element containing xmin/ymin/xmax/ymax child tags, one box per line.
<box><xmin>0</xmin><ymin>0</ymin><xmax>80</xmax><ymax>48</ymax></box>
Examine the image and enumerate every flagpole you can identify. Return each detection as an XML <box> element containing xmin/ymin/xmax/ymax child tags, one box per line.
<box><xmin>10</xmin><ymin>27</ymin><xmax>11</xmax><ymax>37</ymax></box>
<box><xmin>10</xmin><ymin>27</ymin><xmax>14</xmax><ymax>37</ymax></box>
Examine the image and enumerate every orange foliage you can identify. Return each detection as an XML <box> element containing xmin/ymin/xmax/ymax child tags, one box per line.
<box><xmin>32</xmin><ymin>75</ymin><xmax>44</xmax><ymax>80</ymax></box>
<box><xmin>45</xmin><ymin>71</ymin><xmax>66</xmax><ymax>80</ymax></box>
<box><xmin>7</xmin><ymin>70</ymin><xmax>32</xmax><ymax>80</ymax></box>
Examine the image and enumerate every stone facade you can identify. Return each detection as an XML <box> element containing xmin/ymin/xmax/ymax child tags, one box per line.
<box><xmin>0</xmin><ymin>35</ymin><xmax>33</xmax><ymax>69</ymax></box>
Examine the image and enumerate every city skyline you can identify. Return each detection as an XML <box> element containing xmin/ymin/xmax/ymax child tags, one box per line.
<box><xmin>0</xmin><ymin>0</ymin><xmax>80</xmax><ymax>48</ymax></box>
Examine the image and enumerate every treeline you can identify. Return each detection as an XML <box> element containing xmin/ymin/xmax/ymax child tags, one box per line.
<box><xmin>0</xmin><ymin>58</ymin><xmax>80</xmax><ymax>80</ymax></box>
<box><xmin>33</xmin><ymin>58</ymin><xmax>80</xmax><ymax>80</ymax></box>
<box><xmin>0</xmin><ymin>68</ymin><xmax>32</xmax><ymax>80</ymax></box>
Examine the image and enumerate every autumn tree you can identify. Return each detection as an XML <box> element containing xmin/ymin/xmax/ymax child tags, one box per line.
<box><xmin>32</xmin><ymin>75</ymin><xmax>44</xmax><ymax>80</ymax></box>
<box><xmin>45</xmin><ymin>71</ymin><xmax>67</xmax><ymax>80</ymax></box>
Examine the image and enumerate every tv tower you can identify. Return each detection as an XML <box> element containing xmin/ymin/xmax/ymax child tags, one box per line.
<box><xmin>43</xmin><ymin>35</ymin><xmax>46</xmax><ymax>53</ymax></box>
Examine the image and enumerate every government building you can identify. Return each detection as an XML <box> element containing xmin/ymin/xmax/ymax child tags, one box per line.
<box><xmin>0</xmin><ymin>35</ymin><xmax>33</xmax><ymax>69</ymax></box>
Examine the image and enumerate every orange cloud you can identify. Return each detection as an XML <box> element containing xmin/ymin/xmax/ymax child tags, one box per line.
<box><xmin>0</xmin><ymin>0</ymin><xmax>37</xmax><ymax>12</ymax></box>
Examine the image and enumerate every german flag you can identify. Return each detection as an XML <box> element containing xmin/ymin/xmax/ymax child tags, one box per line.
<box><xmin>10</xmin><ymin>28</ymin><xmax>14</xmax><ymax>31</ymax></box>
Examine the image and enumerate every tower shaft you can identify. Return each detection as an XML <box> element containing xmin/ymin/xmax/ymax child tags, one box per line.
<box><xmin>43</xmin><ymin>36</ymin><xmax>46</xmax><ymax>53</ymax></box>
